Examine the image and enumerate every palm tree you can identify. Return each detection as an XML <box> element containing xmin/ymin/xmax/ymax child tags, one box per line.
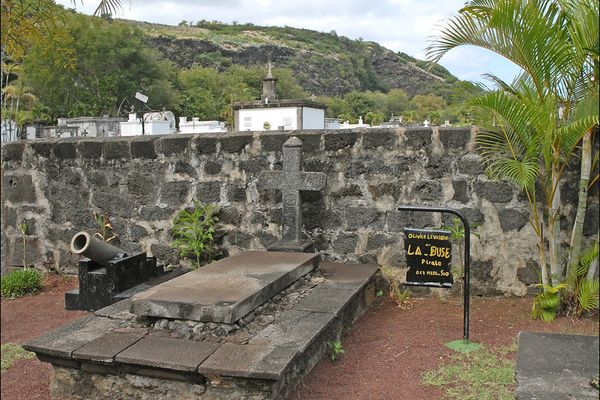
<box><xmin>427</xmin><ymin>0</ymin><xmax>598</xmax><ymax>295</ymax></box>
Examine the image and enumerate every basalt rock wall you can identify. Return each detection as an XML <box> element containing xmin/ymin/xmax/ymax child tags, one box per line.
<box><xmin>2</xmin><ymin>127</ymin><xmax>598</xmax><ymax>295</ymax></box>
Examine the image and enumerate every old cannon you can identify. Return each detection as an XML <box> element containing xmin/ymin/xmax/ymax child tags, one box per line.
<box><xmin>65</xmin><ymin>231</ymin><xmax>163</xmax><ymax>311</ymax></box>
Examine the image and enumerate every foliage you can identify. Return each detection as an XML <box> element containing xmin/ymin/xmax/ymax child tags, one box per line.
<box><xmin>92</xmin><ymin>211</ymin><xmax>116</xmax><ymax>242</ymax></box>
<box><xmin>562</xmin><ymin>242</ymin><xmax>599</xmax><ymax>316</ymax></box>
<box><xmin>1</xmin><ymin>268</ymin><xmax>44</xmax><ymax>298</ymax></box>
<box><xmin>422</xmin><ymin>344</ymin><xmax>516</xmax><ymax>400</ymax></box>
<box><xmin>1</xmin><ymin>343</ymin><xmax>35</xmax><ymax>372</ymax></box>
<box><xmin>22</xmin><ymin>12</ymin><xmax>179</xmax><ymax>120</ymax></box>
<box><xmin>380</xmin><ymin>266</ymin><xmax>413</xmax><ymax>309</ymax></box>
<box><xmin>428</xmin><ymin>0</ymin><xmax>599</xmax><ymax>301</ymax></box>
<box><xmin>172</xmin><ymin>201</ymin><xmax>217</xmax><ymax>269</ymax></box>
<box><xmin>532</xmin><ymin>283</ymin><xmax>566</xmax><ymax>322</ymax></box>
<box><xmin>327</xmin><ymin>340</ymin><xmax>345</xmax><ymax>362</ymax></box>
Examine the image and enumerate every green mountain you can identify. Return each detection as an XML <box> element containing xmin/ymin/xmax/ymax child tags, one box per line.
<box><xmin>129</xmin><ymin>20</ymin><xmax>462</xmax><ymax>98</ymax></box>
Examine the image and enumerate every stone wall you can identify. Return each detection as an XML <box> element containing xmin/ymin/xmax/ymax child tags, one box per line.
<box><xmin>2</xmin><ymin>128</ymin><xmax>598</xmax><ymax>295</ymax></box>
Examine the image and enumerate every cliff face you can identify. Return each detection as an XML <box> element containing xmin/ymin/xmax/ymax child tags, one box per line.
<box><xmin>136</xmin><ymin>22</ymin><xmax>460</xmax><ymax>97</ymax></box>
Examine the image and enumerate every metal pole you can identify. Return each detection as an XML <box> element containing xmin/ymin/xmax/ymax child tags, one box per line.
<box><xmin>397</xmin><ymin>205</ymin><xmax>471</xmax><ymax>341</ymax></box>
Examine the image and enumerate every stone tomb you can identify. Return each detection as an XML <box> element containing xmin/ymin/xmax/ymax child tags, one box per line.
<box><xmin>25</xmin><ymin>255</ymin><xmax>378</xmax><ymax>399</ymax></box>
<box><xmin>130</xmin><ymin>251</ymin><xmax>319</xmax><ymax>323</ymax></box>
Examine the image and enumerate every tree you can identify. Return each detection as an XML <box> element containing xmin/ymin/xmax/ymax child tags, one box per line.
<box><xmin>411</xmin><ymin>94</ymin><xmax>446</xmax><ymax>122</ymax></box>
<box><xmin>23</xmin><ymin>13</ymin><xmax>179</xmax><ymax>120</ymax></box>
<box><xmin>428</xmin><ymin>0</ymin><xmax>599</xmax><ymax>314</ymax></box>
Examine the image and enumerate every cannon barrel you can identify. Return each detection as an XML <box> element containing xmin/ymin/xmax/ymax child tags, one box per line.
<box><xmin>70</xmin><ymin>231</ymin><xmax>125</xmax><ymax>266</ymax></box>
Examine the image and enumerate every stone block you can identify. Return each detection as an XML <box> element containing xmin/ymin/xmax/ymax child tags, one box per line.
<box><xmin>1</xmin><ymin>141</ymin><xmax>24</xmax><ymax>162</ymax></box>
<box><xmin>498</xmin><ymin>208</ymin><xmax>529</xmax><ymax>231</ymax></box>
<box><xmin>344</xmin><ymin>207</ymin><xmax>383</xmax><ymax>230</ymax></box>
<box><xmin>116</xmin><ymin>336</ymin><xmax>220</xmax><ymax>372</ymax></box>
<box><xmin>23</xmin><ymin>315</ymin><xmax>121</xmax><ymax>359</ymax></box>
<box><xmin>414</xmin><ymin>180</ymin><xmax>443</xmax><ymax>201</ymax></box>
<box><xmin>156</xmin><ymin>136</ymin><xmax>191</xmax><ymax>156</ymax></box>
<box><xmin>368</xmin><ymin>182</ymin><xmax>400</xmax><ymax>201</ymax></box>
<box><xmin>250</xmin><ymin>310</ymin><xmax>336</xmax><ymax>353</ymax></box>
<box><xmin>331</xmin><ymin>233</ymin><xmax>359</xmax><ymax>254</ymax></box>
<box><xmin>471</xmin><ymin>260</ymin><xmax>502</xmax><ymax>296</ymax></box>
<box><xmin>204</xmin><ymin>160</ymin><xmax>223</xmax><ymax>175</ymax></box>
<box><xmin>452</xmin><ymin>178</ymin><xmax>469</xmax><ymax>203</ymax></box>
<box><xmin>331</xmin><ymin>184</ymin><xmax>363</xmax><ymax>199</ymax></box>
<box><xmin>103</xmin><ymin>141</ymin><xmax>130</xmax><ymax>160</ymax></box>
<box><xmin>173</xmin><ymin>161</ymin><xmax>196</xmax><ymax>177</ymax></box>
<box><xmin>439</xmin><ymin>128</ymin><xmax>471</xmax><ymax>149</ymax></box>
<box><xmin>583</xmin><ymin>202</ymin><xmax>599</xmax><ymax>236</ymax></box>
<box><xmin>226</xmin><ymin>185</ymin><xmax>246</xmax><ymax>203</ymax></box>
<box><xmin>296</xmin><ymin>287</ymin><xmax>360</xmax><ymax>317</ymax></box>
<box><xmin>130</xmin><ymin>138</ymin><xmax>157</xmax><ymax>159</ymax></box>
<box><xmin>127</xmin><ymin>173</ymin><xmax>158</xmax><ymax>202</ymax></box>
<box><xmin>304</xmin><ymin>158</ymin><xmax>334</xmax><ymax>173</ymax></box>
<box><xmin>362</xmin><ymin>130</ymin><xmax>396</xmax><ymax>149</ymax></box>
<box><xmin>220</xmin><ymin>135</ymin><xmax>252</xmax><ymax>153</ymax></box>
<box><xmin>78</xmin><ymin>141</ymin><xmax>104</xmax><ymax>159</ymax></box>
<box><xmin>366</xmin><ymin>233</ymin><xmax>397</xmax><ymax>251</ymax></box>
<box><xmin>194</xmin><ymin>136</ymin><xmax>218</xmax><ymax>155</ymax></box>
<box><xmin>129</xmin><ymin>223</ymin><xmax>149</xmax><ymax>241</ymax></box>
<box><xmin>441</xmin><ymin>208</ymin><xmax>484</xmax><ymax>226</ymax></box>
<box><xmin>218</xmin><ymin>207</ymin><xmax>241</xmax><ymax>225</ymax></box>
<box><xmin>474</xmin><ymin>180</ymin><xmax>514</xmax><ymax>203</ymax></box>
<box><xmin>239</xmin><ymin>158</ymin><xmax>269</xmax><ymax>176</ymax></box>
<box><xmin>294</xmin><ymin>133</ymin><xmax>321</xmax><ymax>153</ymax></box>
<box><xmin>387</xmin><ymin>210</ymin><xmax>434</xmax><ymax>232</ymax></box>
<box><xmin>517</xmin><ymin>259</ymin><xmax>539</xmax><ymax>285</ymax></box>
<box><xmin>30</xmin><ymin>142</ymin><xmax>53</xmax><ymax>158</ymax></box>
<box><xmin>319</xmin><ymin>263</ymin><xmax>379</xmax><ymax>291</ymax></box>
<box><xmin>54</xmin><ymin>142</ymin><xmax>76</xmax><ymax>159</ymax></box>
<box><xmin>261</xmin><ymin>133</ymin><xmax>289</xmax><ymax>152</ymax></box>
<box><xmin>196</xmin><ymin>181</ymin><xmax>221</xmax><ymax>204</ymax></box>
<box><xmin>150</xmin><ymin>243</ymin><xmax>179</xmax><ymax>265</ymax></box>
<box><xmin>458</xmin><ymin>153</ymin><xmax>485</xmax><ymax>175</ymax></box>
<box><xmin>199</xmin><ymin>343</ymin><xmax>295</xmax><ymax>380</ymax></box>
<box><xmin>2</xmin><ymin>173</ymin><xmax>36</xmax><ymax>203</ymax></box>
<box><xmin>2</xmin><ymin>206</ymin><xmax>17</xmax><ymax>227</ymax></box>
<box><xmin>73</xmin><ymin>331</ymin><xmax>146</xmax><ymax>364</ymax></box>
<box><xmin>324</xmin><ymin>131</ymin><xmax>358</xmax><ymax>151</ymax></box>
<box><xmin>161</xmin><ymin>181</ymin><xmax>191</xmax><ymax>207</ymax></box>
<box><xmin>403</xmin><ymin>128</ymin><xmax>432</xmax><ymax>150</ymax></box>
<box><xmin>426</xmin><ymin>155</ymin><xmax>452</xmax><ymax>179</ymax></box>
<box><xmin>515</xmin><ymin>333</ymin><xmax>599</xmax><ymax>400</ymax></box>
<box><xmin>130</xmin><ymin>252</ymin><xmax>318</xmax><ymax>323</ymax></box>
<box><xmin>139</xmin><ymin>205</ymin><xmax>172</xmax><ymax>221</ymax></box>
<box><xmin>7</xmin><ymin>236</ymin><xmax>42</xmax><ymax>266</ymax></box>
<box><xmin>92</xmin><ymin>192</ymin><xmax>134</xmax><ymax>218</ymax></box>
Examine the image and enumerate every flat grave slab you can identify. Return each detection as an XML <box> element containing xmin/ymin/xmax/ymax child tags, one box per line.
<box><xmin>515</xmin><ymin>332</ymin><xmax>599</xmax><ymax>400</ymax></box>
<box><xmin>130</xmin><ymin>251</ymin><xmax>319</xmax><ymax>323</ymax></box>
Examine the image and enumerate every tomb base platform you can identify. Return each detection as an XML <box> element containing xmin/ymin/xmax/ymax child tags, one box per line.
<box><xmin>267</xmin><ymin>240</ymin><xmax>315</xmax><ymax>253</ymax></box>
<box><xmin>24</xmin><ymin>262</ymin><xmax>379</xmax><ymax>400</ymax></box>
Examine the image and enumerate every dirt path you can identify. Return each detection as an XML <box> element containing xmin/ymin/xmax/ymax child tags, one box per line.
<box><xmin>1</xmin><ymin>276</ymin><xmax>598</xmax><ymax>400</ymax></box>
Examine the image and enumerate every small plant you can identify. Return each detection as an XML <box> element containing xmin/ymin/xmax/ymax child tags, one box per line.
<box><xmin>562</xmin><ymin>242</ymin><xmax>599</xmax><ymax>317</ymax></box>
<box><xmin>376</xmin><ymin>289</ymin><xmax>384</xmax><ymax>298</ymax></box>
<box><xmin>17</xmin><ymin>223</ymin><xmax>28</xmax><ymax>267</ymax></box>
<box><xmin>532</xmin><ymin>283</ymin><xmax>566</xmax><ymax>321</ymax></box>
<box><xmin>92</xmin><ymin>211</ymin><xmax>117</xmax><ymax>242</ymax></box>
<box><xmin>172</xmin><ymin>200</ymin><xmax>217</xmax><ymax>269</ymax></box>
<box><xmin>263</xmin><ymin>121</ymin><xmax>271</xmax><ymax>130</ymax></box>
<box><xmin>380</xmin><ymin>265</ymin><xmax>413</xmax><ymax>309</ymax></box>
<box><xmin>1</xmin><ymin>268</ymin><xmax>44</xmax><ymax>298</ymax></box>
<box><xmin>1</xmin><ymin>343</ymin><xmax>35</xmax><ymax>372</ymax></box>
<box><xmin>327</xmin><ymin>340</ymin><xmax>345</xmax><ymax>362</ymax></box>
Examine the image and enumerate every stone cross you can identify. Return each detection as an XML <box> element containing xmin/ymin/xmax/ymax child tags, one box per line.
<box><xmin>260</xmin><ymin>137</ymin><xmax>326</xmax><ymax>244</ymax></box>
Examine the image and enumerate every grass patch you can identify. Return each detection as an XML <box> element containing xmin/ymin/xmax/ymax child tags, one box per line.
<box><xmin>1</xmin><ymin>268</ymin><xmax>44</xmax><ymax>298</ymax></box>
<box><xmin>1</xmin><ymin>343</ymin><xmax>35</xmax><ymax>372</ymax></box>
<box><xmin>422</xmin><ymin>343</ymin><xmax>517</xmax><ymax>400</ymax></box>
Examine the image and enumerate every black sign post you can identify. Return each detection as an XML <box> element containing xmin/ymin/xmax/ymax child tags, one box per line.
<box><xmin>398</xmin><ymin>205</ymin><xmax>478</xmax><ymax>351</ymax></box>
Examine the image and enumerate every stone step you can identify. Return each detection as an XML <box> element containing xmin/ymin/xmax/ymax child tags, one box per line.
<box><xmin>24</xmin><ymin>262</ymin><xmax>379</xmax><ymax>400</ymax></box>
<box><xmin>130</xmin><ymin>251</ymin><xmax>319</xmax><ymax>323</ymax></box>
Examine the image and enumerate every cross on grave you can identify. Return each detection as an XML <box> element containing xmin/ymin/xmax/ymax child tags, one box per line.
<box><xmin>259</xmin><ymin>136</ymin><xmax>326</xmax><ymax>252</ymax></box>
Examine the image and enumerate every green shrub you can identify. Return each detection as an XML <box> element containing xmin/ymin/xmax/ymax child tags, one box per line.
<box><xmin>1</xmin><ymin>268</ymin><xmax>44</xmax><ymax>298</ymax></box>
<box><xmin>172</xmin><ymin>200</ymin><xmax>218</xmax><ymax>269</ymax></box>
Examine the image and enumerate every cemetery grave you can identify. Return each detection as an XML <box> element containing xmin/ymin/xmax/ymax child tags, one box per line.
<box><xmin>22</xmin><ymin>137</ymin><xmax>379</xmax><ymax>399</ymax></box>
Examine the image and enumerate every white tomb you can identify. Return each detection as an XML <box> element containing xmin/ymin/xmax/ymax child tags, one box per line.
<box><xmin>179</xmin><ymin>117</ymin><xmax>227</xmax><ymax>134</ymax></box>
<box><xmin>120</xmin><ymin>111</ymin><xmax>175</xmax><ymax>136</ymax></box>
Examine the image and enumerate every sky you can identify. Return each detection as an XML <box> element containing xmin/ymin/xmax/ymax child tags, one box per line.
<box><xmin>56</xmin><ymin>0</ymin><xmax>522</xmax><ymax>85</ymax></box>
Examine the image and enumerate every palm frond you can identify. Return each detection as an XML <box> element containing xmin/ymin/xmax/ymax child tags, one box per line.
<box><xmin>578</xmin><ymin>279</ymin><xmax>599</xmax><ymax>313</ymax></box>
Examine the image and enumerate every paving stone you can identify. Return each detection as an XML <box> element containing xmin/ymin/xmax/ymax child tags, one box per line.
<box><xmin>250</xmin><ymin>310</ymin><xmax>335</xmax><ymax>351</ymax></box>
<box><xmin>515</xmin><ymin>332</ymin><xmax>599</xmax><ymax>400</ymax></box>
<box><xmin>23</xmin><ymin>316</ymin><xmax>121</xmax><ymax>359</ymax></box>
<box><xmin>295</xmin><ymin>286</ymin><xmax>359</xmax><ymax>316</ymax></box>
<box><xmin>73</xmin><ymin>331</ymin><xmax>146</xmax><ymax>364</ymax></box>
<box><xmin>199</xmin><ymin>343</ymin><xmax>296</xmax><ymax>380</ymax></box>
<box><xmin>319</xmin><ymin>262</ymin><xmax>379</xmax><ymax>290</ymax></box>
<box><xmin>130</xmin><ymin>251</ymin><xmax>318</xmax><ymax>323</ymax></box>
<box><xmin>116</xmin><ymin>336</ymin><xmax>220</xmax><ymax>372</ymax></box>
